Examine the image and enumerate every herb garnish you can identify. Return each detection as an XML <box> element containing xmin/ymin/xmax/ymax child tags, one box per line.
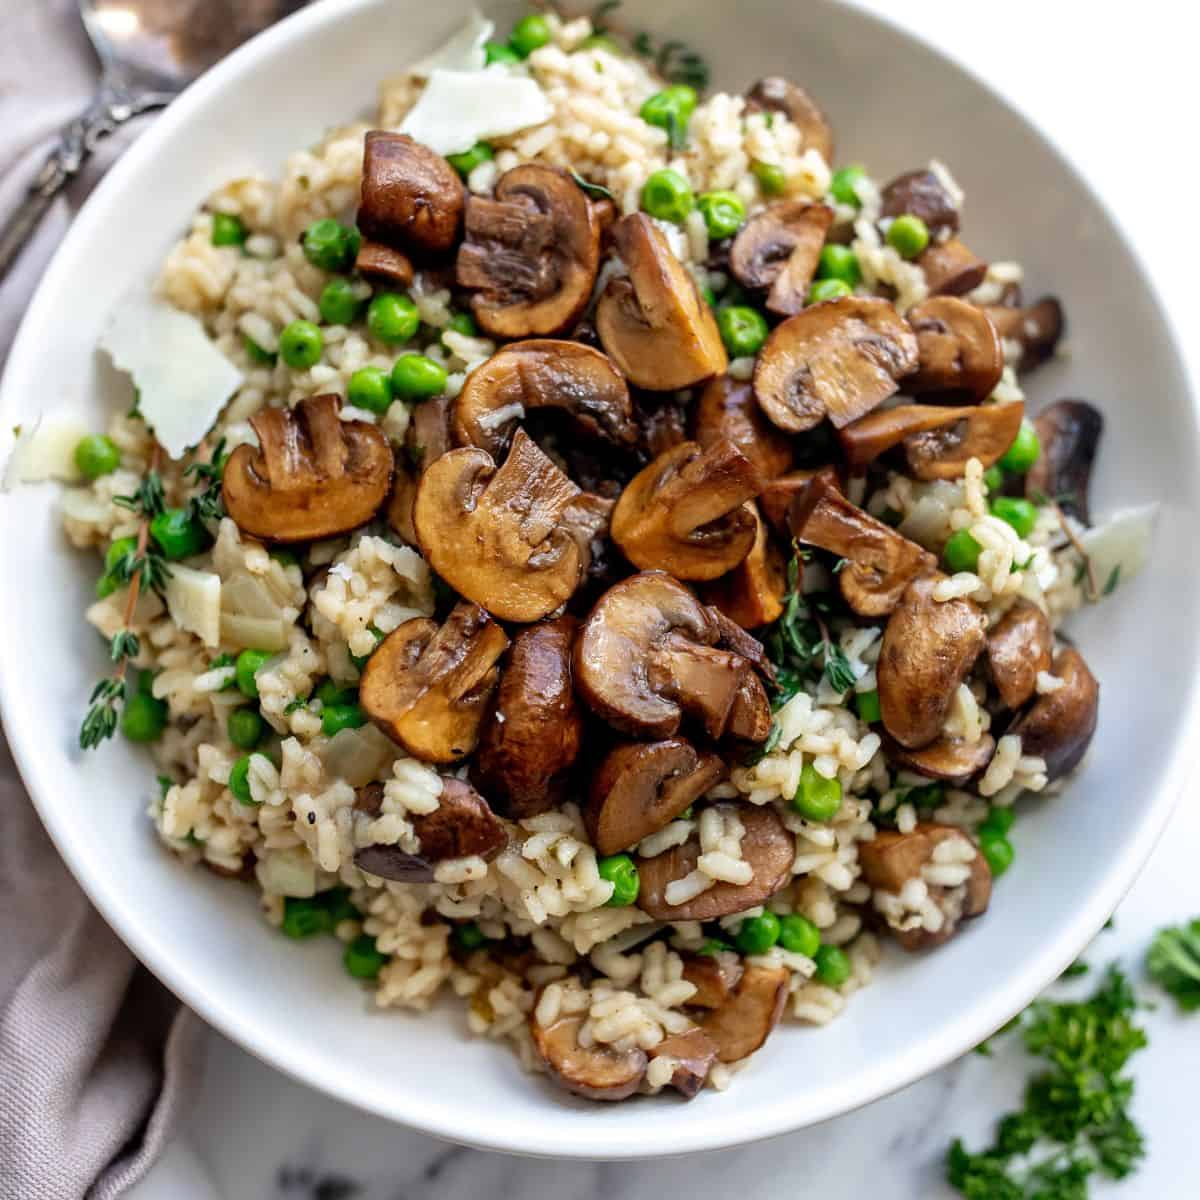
<box><xmin>569</xmin><ymin>169</ymin><xmax>614</xmax><ymax>201</ymax></box>
<box><xmin>1146</xmin><ymin>917</ymin><xmax>1200</xmax><ymax>1012</ymax></box>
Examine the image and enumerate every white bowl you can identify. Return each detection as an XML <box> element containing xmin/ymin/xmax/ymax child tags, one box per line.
<box><xmin>2</xmin><ymin>0</ymin><xmax>1196</xmax><ymax>1159</ymax></box>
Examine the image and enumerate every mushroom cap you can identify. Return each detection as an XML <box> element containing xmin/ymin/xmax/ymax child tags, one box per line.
<box><xmin>649</xmin><ymin>1029</ymin><xmax>719</xmax><ymax>1099</ymax></box>
<box><xmin>788</xmin><ymin>468</ymin><xmax>936</xmax><ymax>617</ymax></box>
<box><xmin>1010</xmin><ymin>646</ymin><xmax>1099</xmax><ymax>780</ymax></box>
<box><xmin>753</xmin><ymin>296</ymin><xmax>918</xmax><ymax>433</ymax></box>
<box><xmin>728</xmin><ymin>201</ymin><xmax>834</xmax><ymax>317</ymax></box>
<box><xmin>917</xmin><ymin>237</ymin><xmax>987</xmax><ymax>296</ymax></box>
<box><xmin>611</xmin><ymin>439</ymin><xmax>762</xmax><ymax>581</ymax></box>
<box><xmin>697</xmin><ymin>964</ymin><xmax>790</xmax><ymax>1063</ymax></box>
<box><xmin>385</xmin><ymin>463</ymin><xmax>419</xmax><ymax>546</ymax></box>
<box><xmin>413</xmin><ymin>428</ymin><xmax>583</xmax><ymax>623</ymax></box>
<box><xmin>880</xmin><ymin>168</ymin><xmax>960</xmax><ymax>237</ymax></box>
<box><xmin>982</xmin><ymin>297</ymin><xmax>1064</xmax><ymax>372</ymax></box>
<box><xmin>1025</xmin><ymin>399</ymin><xmax>1103</xmax><ymax>525</ymax></box>
<box><xmin>472</xmin><ymin>616</ymin><xmax>584</xmax><ymax>819</ymax></box>
<box><xmin>877</xmin><ymin>576</ymin><xmax>987</xmax><ymax>749</ymax></box>
<box><xmin>457</xmin><ymin>164</ymin><xmax>600</xmax><ymax>338</ymax></box>
<box><xmin>355</xmin><ymin>238</ymin><xmax>415</xmax><ymax>287</ymax></box>
<box><xmin>584</xmin><ymin>738</ymin><xmax>726</xmax><ymax>856</ymax></box>
<box><xmin>359</xmin><ymin>603</ymin><xmax>510</xmax><ymax>763</ymax></box>
<box><xmin>681</xmin><ymin>951</ymin><xmax>744</xmax><ymax>1009</ymax></box>
<box><xmin>451</xmin><ymin>338</ymin><xmax>635</xmax><ymax>457</ymax></box>
<box><xmin>407</xmin><ymin>393</ymin><xmax>453</xmax><ymax>472</ymax></box>
<box><xmin>986</xmin><ymin>599</ymin><xmax>1053</xmax><ymax>711</ymax></box>
<box><xmin>358</xmin><ymin>130</ymin><xmax>465</xmax><ymax>256</ymax></box>
<box><xmin>759</xmin><ymin>467</ymin><xmax>837</xmax><ymax>536</ymax></box>
<box><xmin>636</xmin><ymin>802</ymin><xmax>794</xmax><ymax>921</ymax></box>
<box><xmin>701</xmin><ymin>504</ymin><xmax>787</xmax><ymax>629</ymax></box>
<box><xmin>596</xmin><ymin>214</ymin><xmax>728</xmax><ymax>391</ymax></box>
<box><xmin>693</xmin><ymin>374</ymin><xmax>794</xmax><ymax>480</ymax></box>
<box><xmin>745</xmin><ymin>77</ymin><xmax>834</xmax><ymax>164</ymax></box>
<box><xmin>561</xmin><ymin>491</ymin><xmax>620</xmax><ymax>601</ymax></box>
<box><xmin>906</xmin><ymin>296</ymin><xmax>1003</xmax><ymax>400</ymax></box>
<box><xmin>222</xmin><ymin>394</ymin><xmax>393</xmax><ymax>543</ymax></box>
<box><xmin>883</xmin><ymin>733</ymin><xmax>996</xmax><ymax>785</ymax></box>
<box><xmin>531</xmin><ymin>1012</ymin><xmax>647</xmax><ymax>1101</ymax></box>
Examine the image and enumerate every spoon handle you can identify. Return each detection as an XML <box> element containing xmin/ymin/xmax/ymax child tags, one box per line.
<box><xmin>0</xmin><ymin>81</ymin><xmax>168</xmax><ymax>282</ymax></box>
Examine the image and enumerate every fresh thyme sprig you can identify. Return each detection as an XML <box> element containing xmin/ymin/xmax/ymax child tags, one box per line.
<box><xmin>765</xmin><ymin>556</ymin><xmax>858</xmax><ymax>698</ymax></box>
<box><xmin>184</xmin><ymin>437</ymin><xmax>227</xmax><ymax>524</ymax></box>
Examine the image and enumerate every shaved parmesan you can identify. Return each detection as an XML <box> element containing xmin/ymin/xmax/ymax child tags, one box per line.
<box><xmin>165</xmin><ymin>564</ymin><xmax>222</xmax><ymax>648</ymax></box>
<box><xmin>399</xmin><ymin>69</ymin><xmax>552</xmax><ymax>156</ymax></box>
<box><xmin>1078</xmin><ymin>503</ymin><xmax>1158</xmax><ymax>596</ymax></box>
<box><xmin>2</xmin><ymin>417</ymin><xmax>88</xmax><ymax>488</ymax></box>
<box><xmin>409</xmin><ymin>9</ymin><xmax>494</xmax><ymax>75</ymax></box>
<box><xmin>100</xmin><ymin>292</ymin><xmax>242</xmax><ymax>460</ymax></box>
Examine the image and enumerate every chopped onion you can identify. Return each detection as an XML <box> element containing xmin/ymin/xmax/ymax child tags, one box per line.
<box><xmin>256</xmin><ymin>846</ymin><xmax>316</xmax><ymax>898</ymax></box>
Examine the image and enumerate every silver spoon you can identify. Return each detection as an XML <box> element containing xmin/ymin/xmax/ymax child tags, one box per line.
<box><xmin>0</xmin><ymin>0</ymin><xmax>306</xmax><ymax>281</ymax></box>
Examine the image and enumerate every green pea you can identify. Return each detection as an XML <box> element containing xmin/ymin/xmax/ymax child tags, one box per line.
<box><xmin>830</xmin><ymin>165</ymin><xmax>867</xmax><ymax>208</ymax></box>
<box><xmin>315</xmin><ymin>679</ymin><xmax>355</xmax><ymax>708</ymax></box>
<box><xmin>484</xmin><ymin>41</ymin><xmax>522</xmax><ymax>65</ymax></box>
<box><xmin>322</xmin><ymin>703</ymin><xmax>367</xmax><ymax>736</ymax></box>
<box><xmin>318</xmin><ymin>277</ymin><xmax>364</xmax><ymax>326</ymax></box>
<box><xmin>792</xmin><ymin>762</ymin><xmax>842</xmax><ymax>822</ymax></box>
<box><xmin>716</xmin><ymin>305</ymin><xmax>769</xmax><ymax>357</ymax></box>
<box><xmin>509</xmin><ymin>13</ymin><xmax>553</xmax><ymax>57</ymax></box>
<box><xmin>578</xmin><ymin>32</ymin><xmax>624</xmax><ymax>54</ymax></box>
<box><xmin>598</xmin><ymin>853</ymin><xmax>640</xmax><ymax>906</ymax></box>
<box><xmin>696</xmin><ymin>937</ymin><xmax>734</xmax><ymax>957</ymax></box>
<box><xmin>227</xmin><ymin>707</ymin><xmax>264</xmax><ymax>750</ymax></box>
<box><xmin>120</xmin><ymin>689</ymin><xmax>167</xmax><ymax>743</ymax></box>
<box><xmin>808</xmin><ymin>278</ymin><xmax>853</xmax><ymax>304</ymax></box>
<box><xmin>235</xmin><ymin>648</ymin><xmax>273</xmax><ymax>699</ymax></box>
<box><xmin>320</xmin><ymin>886</ymin><xmax>359</xmax><ymax>925</ymax></box>
<box><xmin>445</xmin><ymin>312</ymin><xmax>478</xmax><ymax>338</ymax></box>
<box><xmin>95</xmin><ymin>573</ymin><xmax>119</xmax><ymax>600</ymax></box>
<box><xmin>105</xmin><ymin>536</ymin><xmax>137</xmax><ymax>574</ymax></box>
<box><xmin>979</xmin><ymin>830</ymin><xmax>1015</xmax><ymax>877</ymax></box>
<box><xmin>453</xmin><ymin>922</ymin><xmax>487</xmax><ymax>951</ymax></box>
<box><xmin>817</xmin><ymin>244</ymin><xmax>861</xmax><ymax>286</ymax></box>
<box><xmin>270</xmin><ymin>548</ymin><xmax>300</xmax><ymax>569</ymax></box>
<box><xmin>998</xmin><ymin>419</ymin><xmax>1041</xmax><ymax>474</ymax></box>
<box><xmin>700</xmin><ymin>284</ymin><xmax>717</xmax><ymax>307</ymax></box>
<box><xmin>391</xmin><ymin>354</ymin><xmax>449</xmax><ymax>400</ymax></box>
<box><xmin>227</xmin><ymin>753</ymin><xmax>261</xmax><ymax>805</ymax></box>
<box><xmin>346</xmin><ymin>366</ymin><xmax>393</xmax><ymax>414</ymax></box>
<box><xmin>751</xmin><ymin>160</ymin><xmax>787</xmax><ymax>196</ymax></box>
<box><xmin>778</xmin><ymin>913</ymin><xmax>821</xmax><ymax>958</ymax></box>
<box><xmin>150</xmin><ymin>508</ymin><xmax>210</xmax><ymax>560</ymax></box>
<box><xmin>74</xmin><ymin>434</ymin><xmax>121</xmax><ymax>480</ymax></box>
<box><xmin>983</xmin><ymin>465</ymin><xmax>1005</xmax><ymax>493</ymax></box>
<box><xmin>942</xmin><ymin>529</ymin><xmax>982</xmax><ymax>574</ymax></box>
<box><xmin>697</xmin><ymin>189</ymin><xmax>746</xmax><ymax>239</ymax></box>
<box><xmin>301</xmin><ymin>218</ymin><xmax>361</xmax><ymax>273</ymax></box>
<box><xmin>367</xmin><ymin>292</ymin><xmax>420</xmax><ymax>345</ymax></box>
<box><xmin>886</xmin><ymin>214</ymin><xmax>930</xmax><ymax>259</ymax></box>
<box><xmin>211</xmin><ymin>212</ymin><xmax>247</xmax><ymax>247</ymax></box>
<box><xmin>980</xmin><ymin>805</ymin><xmax>1015</xmax><ymax>837</ymax></box>
<box><xmin>855</xmin><ymin>689</ymin><xmax>881</xmax><ymax>724</ymax></box>
<box><xmin>640</xmin><ymin>168</ymin><xmax>694</xmax><ymax>224</ymax></box>
<box><xmin>281</xmin><ymin>896</ymin><xmax>333</xmax><ymax>939</ymax></box>
<box><xmin>279</xmin><ymin>320</ymin><xmax>323</xmax><ymax>369</ymax></box>
<box><xmin>990</xmin><ymin>496</ymin><xmax>1037</xmax><ymax>539</ymax></box>
<box><xmin>814</xmin><ymin>944</ymin><xmax>851</xmax><ymax>987</ymax></box>
<box><xmin>243</xmin><ymin>334</ymin><xmax>277</xmax><ymax>365</ymax></box>
<box><xmin>906</xmin><ymin>782</ymin><xmax>944</xmax><ymax>809</ymax></box>
<box><xmin>640</xmin><ymin>85</ymin><xmax>698</xmax><ymax>140</ymax></box>
<box><xmin>735</xmin><ymin>911</ymin><xmax>781</xmax><ymax>956</ymax></box>
<box><xmin>446</xmin><ymin>142</ymin><xmax>493</xmax><ymax>177</ymax></box>
<box><xmin>344</xmin><ymin>933</ymin><xmax>389</xmax><ymax>979</ymax></box>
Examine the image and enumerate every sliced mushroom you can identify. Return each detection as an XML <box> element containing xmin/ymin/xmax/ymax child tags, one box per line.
<box><xmin>1025</xmin><ymin>399</ymin><xmax>1103</xmax><ymax>524</ymax></box>
<box><xmin>637</xmin><ymin>802</ymin><xmax>793</xmax><ymax>921</ymax></box>
<box><xmin>413</xmin><ymin>429</ymin><xmax>582</xmax><ymax>623</ymax></box>
<box><xmin>745</xmin><ymin>77</ymin><xmax>834</xmax><ymax>164</ymax></box>
<box><xmin>574</xmin><ymin>572</ymin><xmax>771</xmax><ymax>741</ymax></box>
<box><xmin>759</xmin><ymin>468</ymin><xmax>836</xmax><ymax>536</ymax></box>
<box><xmin>729</xmin><ymin>201</ymin><xmax>834</xmax><ymax>317</ymax></box>
<box><xmin>702</xmin><ymin>504</ymin><xmax>787</xmax><ymax>629</ymax></box>
<box><xmin>407</xmin><ymin>394</ymin><xmax>453</xmax><ymax>472</ymax></box>
<box><xmin>876</xmin><ymin>576</ymin><xmax>987</xmax><ymax>749</ymax></box>
<box><xmin>697</xmin><ymin>964</ymin><xmax>790</xmax><ymax>1063</ymax></box>
<box><xmin>649</xmin><ymin>1028</ymin><xmax>719</xmax><ymax>1099</ymax></box>
<box><xmin>917</xmin><ymin>237</ymin><xmax>987</xmax><ymax>296</ymax></box>
<box><xmin>693</xmin><ymin>374</ymin><xmax>794</xmax><ymax>480</ymax></box>
<box><xmin>1009</xmin><ymin>646</ymin><xmax>1099</xmax><ymax>780</ymax></box>
<box><xmin>880</xmin><ymin>168</ymin><xmax>959</xmax><ymax>237</ymax></box>
<box><xmin>457</xmin><ymin>164</ymin><xmax>600</xmax><ymax>338</ymax></box>
<box><xmin>358</xmin><ymin>131</ymin><xmax>464</xmax><ymax>257</ymax></box>
<box><xmin>982</xmin><ymin>297</ymin><xmax>1064</xmax><ymax>372</ymax></box>
<box><xmin>707</xmin><ymin>606</ymin><xmax>777</xmax><ymax>685</ymax></box>
<box><xmin>788</xmin><ymin>469</ymin><xmax>936</xmax><ymax>617</ymax></box>
<box><xmin>906</xmin><ymin>296</ymin><xmax>1002</xmax><ymax>400</ymax></box>
<box><xmin>681</xmin><ymin>951</ymin><xmax>744</xmax><ymax>1009</ymax></box>
<box><xmin>352</xmin><ymin>778</ymin><xmax>506</xmax><ymax>881</ymax></box>
<box><xmin>884</xmin><ymin>733</ymin><xmax>996</xmax><ymax>785</ymax></box>
<box><xmin>561</xmin><ymin>491</ymin><xmax>619</xmax><ymax>598</ymax></box>
<box><xmin>611</xmin><ymin>440</ymin><xmax>763</xmax><ymax>581</ymax></box>
<box><xmin>753</xmin><ymin>297</ymin><xmax>918</xmax><ymax>433</ymax></box>
<box><xmin>355</xmin><ymin>238</ymin><xmax>415</xmax><ymax>287</ymax></box>
<box><xmin>359</xmin><ymin>602</ymin><xmax>509</xmax><ymax>763</ymax></box>
<box><xmin>585</xmin><ymin>739</ymin><xmax>725</xmax><ymax>856</ymax></box>
<box><xmin>532</xmin><ymin>1013</ymin><xmax>647</xmax><ymax>1101</ymax></box>
<box><xmin>860</xmin><ymin>823</ymin><xmax>991</xmax><ymax>951</ymax></box>
<box><xmin>385</xmin><ymin>458</ymin><xmax>419</xmax><ymax>546</ymax></box>
<box><xmin>986</xmin><ymin>600</ymin><xmax>1053</xmax><ymax>710</ymax></box>
<box><xmin>473</xmin><ymin>617</ymin><xmax>584</xmax><ymax>819</ymax></box>
<box><xmin>837</xmin><ymin>400</ymin><xmax>1025</xmax><ymax>480</ymax></box>
<box><xmin>596</xmin><ymin>214</ymin><xmax>727</xmax><ymax>390</ymax></box>
<box><xmin>222</xmin><ymin>394</ymin><xmax>393</xmax><ymax>543</ymax></box>
<box><xmin>451</xmin><ymin>339</ymin><xmax>635</xmax><ymax>457</ymax></box>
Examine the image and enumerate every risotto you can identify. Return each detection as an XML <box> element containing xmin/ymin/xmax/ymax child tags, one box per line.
<box><xmin>47</xmin><ymin>7</ymin><xmax>1146</xmax><ymax>1101</ymax></box>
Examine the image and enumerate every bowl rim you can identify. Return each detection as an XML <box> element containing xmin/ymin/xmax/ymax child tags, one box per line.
<box><xmin>2</xmin><ymin>0</ymin><xmax>1197</xmax><ymax>1159</ymax></box>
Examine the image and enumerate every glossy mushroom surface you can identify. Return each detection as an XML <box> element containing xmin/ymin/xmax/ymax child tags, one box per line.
<box><xmin>986</xmin><ymin>599</ymin><xmax>1053</xmax><ymax>710</ymax></box>
<box><xmin>729</xmin><ymin>201</ymin><xmax>834</xmax><ymax>316</ymax></box>
<box><xmin>1009</xmin><ymin>646</ymin><xmax>1099</xmax><ymax>779</ymax></box>
<box><xmin>906</xmin><ymin>296</ymin><xmax>1003</xmax><ymax>400</ymax></box>
<box><xmin>745</xmin><ymin>77</ymin><xmax>834</xmax><ymax>164</ymax></box>
<box><xmin>1025</xmin><ymin>399</ymin><xmax>1103</xmax><ymax>524</ymax></box>
<box><xmin>693</xmin><ymin>374</ymin><xmax>794</xmax><ymax>481</ymax></box>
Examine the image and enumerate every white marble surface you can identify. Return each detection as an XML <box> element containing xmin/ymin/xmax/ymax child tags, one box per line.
<box><xmin>117</xmin><ymin>0</ymin><xmax>1200</xmax><ymax>1194</ymax></box>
